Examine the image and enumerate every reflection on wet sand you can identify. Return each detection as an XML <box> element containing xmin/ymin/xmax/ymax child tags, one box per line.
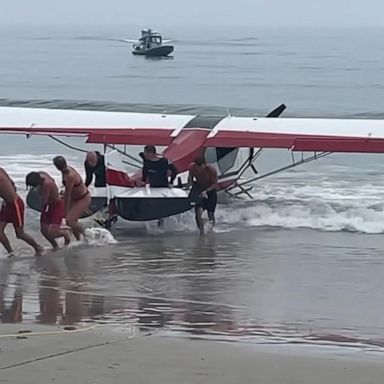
<box><xmin>2</xmin><ymin>229</ymin><xmax>384</xmax><ymax>353</ymax></box>
<box><xmin>176</xmin><ymin>235</ymin><xmax>237</xmax><ymax>336</ymax></box>
<box><xmin>136</xmin><ymin>235</ymin><xmax>224</xmax><ymax>332</ymax></box>
<box><xmin>0</xmin><ymin>236</ymin><xmax>242</xmax><ymax>334</ymax></box>
<box><xmin>36</xmin><ymin>255</ymin><xmax>62</xmax><ymax>324</ymax></box>
<box><xmin>0</xmin><ymin>259</ymin><xmax>22</xmax><ymax>323</ymax></box>
<box><xmin>0</xmin><ymin>254</ymin><xmax>106</xmax><ymax>326</ymax></box>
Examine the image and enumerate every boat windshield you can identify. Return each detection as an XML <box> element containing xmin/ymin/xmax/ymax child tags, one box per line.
<box><xmin>150</xmin><ymin>36</ymin><xmax>161</xmax><ymax>45</ymax></box>
<box><xmin>137</xmin><ymin>35</ymin><xmax>162</xmax><ymax>49</ymax></box>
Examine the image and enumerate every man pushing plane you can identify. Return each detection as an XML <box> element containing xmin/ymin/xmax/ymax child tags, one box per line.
<box><xmin>0</xmin><ymin>167</ymin><xmax>43</xmax><ymax>256</ymax></box>
<box><xmin>26</xmin><ymin>171</ymin><xmax>71</xmax><ymax>250</ymax></box>
<box><xmin>53</xmin><ymin>156</ymin><xmax>91</xmax><ymax>241</ymax></box>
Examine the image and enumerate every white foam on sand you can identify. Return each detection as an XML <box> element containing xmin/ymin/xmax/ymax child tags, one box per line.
<box><xmin>85</xmin><ymin>227</ymin><xmax>118</xmax><ymax>245</ymax></box>
<box><xmin>65</xmin><ymin>228</ymin><xmax>118</xmax><ymax>249</ymax></box>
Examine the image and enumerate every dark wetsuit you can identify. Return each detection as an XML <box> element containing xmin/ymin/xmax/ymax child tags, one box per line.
<box><xmin>142</xmin><ymin>157</ymin><xmax>177</xmax><ymax>187</ymax></box>
<box><xmin>85</xmin><ymin>152</ymin><xmax>106</xmax><ymax>188</ymax></box>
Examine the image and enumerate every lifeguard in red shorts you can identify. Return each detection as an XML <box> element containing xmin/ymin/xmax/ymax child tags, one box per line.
<box><xmin>0</xmin><ymin>167</ymin><xmax>43</xmax><ymax>256</ymax></box>
<box><xmin>26</xmin><ymin>171</ymin><xmax>71</xmax><ymax>250</ymax></box>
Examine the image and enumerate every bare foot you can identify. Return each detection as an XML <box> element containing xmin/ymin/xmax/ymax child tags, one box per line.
<box><xmin>34</xmin><ymin>246</ymin><xmax>45</xmax><ymax>256</ymax></box>
<box><xmin>7</xmin><ymin>251</ymin><xmax>15</xmax><ymax>259</ymax></box>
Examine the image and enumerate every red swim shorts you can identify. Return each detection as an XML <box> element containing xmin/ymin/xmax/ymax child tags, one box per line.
<box><xmin>41</xmin><ymin>199</ymin><xmax>65</xmax><ymax>226</ymax></box>
<box><xmin>0</xmin><ymin>196</ymin><xmax>25</xmax><ymax>228</ymax></box>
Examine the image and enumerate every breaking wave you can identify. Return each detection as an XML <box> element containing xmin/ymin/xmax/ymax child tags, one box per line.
<box><xmin>218</xmin><ymin>199</ymin><xmax>384</xmax><ymax>234</ymax></box>
<box><xmin>2</xmin><ymin>151</ymin><xmax>384</xmax><ymax>235</ymax></box>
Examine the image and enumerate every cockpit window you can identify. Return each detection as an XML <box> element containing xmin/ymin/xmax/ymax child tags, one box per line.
<box><xmin>204</xmin><ymin>147</ymin><xmax>217</xmax><ymax>164</ymax></box>
<box><xmin>217</xmin><ymin>147</ymin><xmax>238</xmax><ymax>173</ymax></box>
<box><xmin>204</xmin><ymin>147</ymin><xmax>238</xmax><ymax>174</ymax></box>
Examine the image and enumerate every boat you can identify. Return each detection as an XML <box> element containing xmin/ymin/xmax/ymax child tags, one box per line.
<box><xmin>131</xmin><ymin>29</ymin><xmax>174</xmax><ymax>57</ymax></box>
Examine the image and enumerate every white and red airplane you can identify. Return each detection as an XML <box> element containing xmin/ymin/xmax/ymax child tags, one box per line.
<box><xmin>1</xmin><ymin>104</ymin><xmax>383</xmax><ymax>224</ymax></box>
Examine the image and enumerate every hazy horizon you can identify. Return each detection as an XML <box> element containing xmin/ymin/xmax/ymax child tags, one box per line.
<box><xmin>2</xmin><ymin>0</ymin><xmax>384</xmax><ymax>28</ymax></box>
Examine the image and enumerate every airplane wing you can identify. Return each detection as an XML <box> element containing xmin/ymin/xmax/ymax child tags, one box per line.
<box><xmin>1</xmin><ymin>106</ymin><xmax>384</xmax><ymax>153</ymax></box>
<box><xmin>0</xmin><ymin>106</ymin><xmax>194</xmax><ymax>145</ymax></box>
<box><xmin>204</xmin><ymin>117</ymin><xmax>384</xmax><ymax>152</ymax></box>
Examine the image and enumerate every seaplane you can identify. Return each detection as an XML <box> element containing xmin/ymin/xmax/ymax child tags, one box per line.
<box><xmin>1</xmin><ymin>104</ymin><xmax>384</xmax><ymax>227</ymax></box>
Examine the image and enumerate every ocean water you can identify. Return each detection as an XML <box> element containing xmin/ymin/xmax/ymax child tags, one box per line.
<box><xmin>1</xmin><ymin>24</ymin><xmax>384</xmax><ymax>354</ymax></box>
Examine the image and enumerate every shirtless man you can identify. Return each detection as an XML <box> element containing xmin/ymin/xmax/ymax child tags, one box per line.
<box><xmin>187</xmin><ymin>156</ymin><xmax>218</xmax><ymax>235</ymax></box>
<box><xmin>0</xmin><ymin>167</ymin><xmax>43</xmax><ymax>256</ymax></box>
<box><xmin>26</xmin><ymin>171</ymin><xmax>71</xmax><ymax>250</ymax></box>
<box><xmin>53</xmin><ymin>156</ymin><xmax>91</xmax><ymax>241</ymax></box>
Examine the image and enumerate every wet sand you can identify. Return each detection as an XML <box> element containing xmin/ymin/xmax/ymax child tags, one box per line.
<box><xmin>2</xmin><ymin>226</ymin><xmax>384</xmax><ymax>353</ymax></box>
<box><xmin>2</xmin><ymin>211</ymin><xmax>384</xmax><ymax>382</ymax></box>
<box><xmin>0</xmin><ymin>323</ymin><xmax>384</xmax><ymax>384</ymax></box>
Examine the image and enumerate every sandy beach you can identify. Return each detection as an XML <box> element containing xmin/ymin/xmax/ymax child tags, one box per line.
<box><xmin>0</xmin><ymin>323</ymin><xmax>383</xmax><ymax>384</ymax></box>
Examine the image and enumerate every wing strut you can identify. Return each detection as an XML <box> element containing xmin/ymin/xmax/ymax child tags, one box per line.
<box><xmin>105</xmin><ymin>144</ymin><xmax>142</xmax><ymax>169</ymax></box>
<box><xmin>49</xmin><ymin>135</ymin><xmax>89</xmax><ymax>153</ymax></box>
<box><xmin>228</xmin><ymin>151</ymin><xmax>332</xmax><ymax>192</ymax></box>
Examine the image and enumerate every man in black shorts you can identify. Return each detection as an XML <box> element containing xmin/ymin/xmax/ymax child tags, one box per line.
<box><xmin>187</xmin><ymin>156</ymin><xmax>218</xmax><ymax>235</ymax></box>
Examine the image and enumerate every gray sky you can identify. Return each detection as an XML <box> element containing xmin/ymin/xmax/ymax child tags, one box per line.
<box><xmin>2</xmin><ymin>0</ymin><xmax>384</xmax><ymax>28</ymax></box>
